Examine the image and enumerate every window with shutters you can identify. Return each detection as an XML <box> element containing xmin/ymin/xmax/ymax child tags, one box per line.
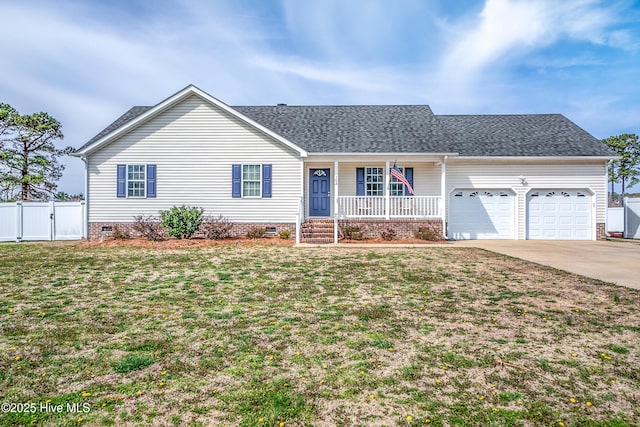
<box><xmin>232</xmin><ymin>164</ymin><xmax>272</xmax><ymax>198</ymax></box>
<box><xmin>117</xmin><ymin>164</ymin><xmax>156</xmax><ymax>198</ymax></box>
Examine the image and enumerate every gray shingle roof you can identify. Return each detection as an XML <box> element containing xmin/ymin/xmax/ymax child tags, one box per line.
<box><xmin>435</xmin><ymin>114</ymin><xmax>613</xmax><ymax>156</ymax></box>
<box><xmin>79</xmin><ymin>102</ymin><xmax>615</xmax><ymax>157</ymax></box>
<box><xmin>234</xmin><ymin>105</ymin><xmax>450</xmax><ymax>153</ymax></box>
<box><xmin>81</xmin><ymin>106</ymin><xmax>152</xmax><ymax>149</ymax></box>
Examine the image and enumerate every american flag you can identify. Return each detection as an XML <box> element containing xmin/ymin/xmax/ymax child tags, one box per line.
<box><xmin>391</xmin><ymin>162</ymin><xmax>414</xmax><ymax>195</ymax></box>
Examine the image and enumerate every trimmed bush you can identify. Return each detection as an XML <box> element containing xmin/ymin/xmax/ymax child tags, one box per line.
<box><xmin>415</xmin><ymin>225</ymin><xmax>441</xmax><ymax>241</ymax></box>
<box><xmin>380</xmin><ymin>228</ymin><xmax>397</xmax><ymax>241</ymax></box>
<box><xmin>340</xmin><ymin>223</ymin><xmax>365</xmax><ymax>240</ymax></box>
<box><xmin>279</xmin><ymin>229</ymin><xmax>291</xmax><ymax>239</ymax></box>
<box><xmin>246</xmin><ymin>227</ymin><xmax>267</xmax><ymax>239</ymax></box>
<box><xmin>200</xmin><ymin>215</ymin><xmax>234</xmax><ymax>240</ymax></box>
<box><xmin>111</xmin><ymin>224</ymin><xmax>131</xmax><ymax>240</ymax></box>
<box><xmin>133</xmin><ymin>215</ymin><xmax>166</xmax><ymax>241</ymax></box>
<box><xmin>160</xmin><ymin>205</ymin><xmax>203</xmax><ymax>239</ymax></box>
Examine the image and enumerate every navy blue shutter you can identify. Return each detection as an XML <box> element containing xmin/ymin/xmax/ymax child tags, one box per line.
<box><xmin>232</xmin><ymin>164</ymin><xmax>241</xmax><ymax>198</ymax></box>
<box><xmin>117</xmin><ymin>164</ymin><xmax>126</xmax><ymax>198</ymax></box>
<box><xmin>146</xmin><ymin>164</ymin><xmax>156</xmax><ymax>198</ymax></box>
<box><xmin>262</xmin><ymin>164</ymin><xmax>272</xmax><ymax>198</ymax></box>
<box><xmin>356</xmin><ymin>168</ymin><xmax>365</xmax><ymax>196</ymax></box>
<box><xmin>404</xmin><ymin>167</ymin><xmax>414</xmax><ymax>196</ymax></box>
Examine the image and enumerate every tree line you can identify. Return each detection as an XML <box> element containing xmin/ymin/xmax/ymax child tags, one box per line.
<box><xmin>0</xmin><ymin>103</ymin><xmax>75</xmax><ymax>201</ymax></box>
<box><xmin>602</xmin><ymin>134</ymin><xmax>640</xmax><ymax>203</ymax></box>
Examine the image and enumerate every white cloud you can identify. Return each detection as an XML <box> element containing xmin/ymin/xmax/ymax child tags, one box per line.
<box><xmin>438</xmin><ymin>0</ymin><xmax>630</xmax><ymax>95</ymax></box>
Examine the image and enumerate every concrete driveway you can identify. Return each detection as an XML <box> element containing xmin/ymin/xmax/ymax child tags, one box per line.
<box><xmin>453</xmin><ymin>240</ymin><xmax>640</xmax><ymax>290</ymax></box>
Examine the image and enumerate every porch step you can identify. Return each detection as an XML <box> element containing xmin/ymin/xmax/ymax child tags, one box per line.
<box><xmin>300</xmin><ymin>219</ymin><xmax>335</xmax><ymax>244</ymax></box>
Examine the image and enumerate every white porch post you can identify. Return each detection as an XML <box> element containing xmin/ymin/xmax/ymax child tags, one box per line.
<box><xmin>334</xmin><ymin>160</ymin><xmax>339</xmax><ymax>244</ymax></box>
<box><xmin>385</xmin><ymin>160</ymin><xmax>390</xmax><ymax>220</ymax></box>
<box><xmin>440</xmin><ymin>156</ymin><xmax>448</xmax><ymax>239</ymax></box>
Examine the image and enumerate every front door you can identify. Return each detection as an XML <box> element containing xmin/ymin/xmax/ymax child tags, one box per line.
<box><xmin>309</xmin><ymin>169</ymin><xmax>330</xmax><ymax>216</ymax></box>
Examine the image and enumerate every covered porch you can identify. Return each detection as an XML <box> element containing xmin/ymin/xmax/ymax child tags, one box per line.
<box><xmin>296</xmin><ymin>156</ymin><xmax>450</xmax><ymax>243</ymax></box>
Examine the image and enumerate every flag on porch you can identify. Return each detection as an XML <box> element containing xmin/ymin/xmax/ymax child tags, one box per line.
<box><xmin>391</xmin><ymin>162</ymin><xmax>414</xmax><ymax>195</ymax></box>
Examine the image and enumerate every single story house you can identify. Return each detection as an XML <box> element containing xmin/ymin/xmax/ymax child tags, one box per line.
<box><xmin>73</xmin><ymin>85</ymin><xmax>615</xmax><ymax>243</ymax></box>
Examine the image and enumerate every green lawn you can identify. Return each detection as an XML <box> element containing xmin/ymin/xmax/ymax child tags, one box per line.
<box><xmin>0</xmin><ymin>243</ymin><xmax>638</xmax><ymax>426</ymax></box>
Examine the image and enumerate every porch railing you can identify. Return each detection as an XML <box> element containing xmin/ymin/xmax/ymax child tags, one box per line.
<box><xmin>337</xmin><ymin>196</ymin><xmax>441</xmax><ymax>218</ymax></box>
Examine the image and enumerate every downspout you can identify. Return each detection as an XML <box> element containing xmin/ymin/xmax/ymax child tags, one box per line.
<box><xmin>297</xmin><ymin>159</ymin><xmax>304</xmax><ymax>245</ymax></box>
<box><xmin>81</xmin><ymin>155</ymin><xmax>89</xmax><ymax>240</ymax></box>
<box><xmin>334</xmin><ymin>160</ymin><xmax>339</xmax><ymax>244</ymax></box>
<box><xmin>441</xmin><ymin>156</ymin><xmax>448</xmax><ymax>240</ymax></box>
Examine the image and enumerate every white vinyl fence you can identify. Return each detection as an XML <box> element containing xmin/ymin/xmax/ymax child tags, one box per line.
<box><xmin>0</xmin><ymin>201</ymin><xmax>85</xmax><ymax>242</ymax></box>
<box><xmin>607</xmin><ymin>207</ymin><xmax>624</xmax><ymax>233</ymax></box>
<box><xmin>625</xmin><ymin>198</ymin><xmax>640</xmax><ymax>239</ymax></box>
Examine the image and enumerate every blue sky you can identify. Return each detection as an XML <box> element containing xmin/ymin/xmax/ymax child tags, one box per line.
<box><xmin>1</xmin><ymin>0</ymin><xmax>639</xmax><ymax>195</ymax></box>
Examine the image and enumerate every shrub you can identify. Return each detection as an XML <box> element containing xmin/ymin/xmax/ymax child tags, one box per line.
<box><xmin>415</xmin><ymin>225</ymin><xmax>441</xmax><ymax>241</ymax></box>
<box><xmin>133</xmin><ymin>215</ymin><xmax>166</xmax><ymax>241</ymax></box>
<box><xmin>246</xmin><ymin>227</ymin><xmax>267</xmax><ymax>239</ymax></box>
<box><xmin>200</xmin><ymin>215</ymin><xmax>234</xmax><ymax>240</ymax></box>
<box><xmin>340</xmin><ymin>222</ymin><xmax>365</xmax><ymax>240</ymax></box>
<box><xmin>160</xmin><ymin>205</ymin><xmax>204</xmax><ymax>239</ymax></box>
<box><xmin>114</xmin><ymin>355</ymin><xmax>154</xmax><ymax>373</ymax></box>
<box><xmin>380</xmin><ymin>227</ymin><xmax>397</xmax><ymax>241</ymax></box>
<box><xmin>111</xmin><ymin>224</ymin><xmax>131</xmax><ymax>240</ymax></box>
<box><xmin>279</xmin><ymin>229</ymin><xmax>291</xmax><ymax>239</ymax></box>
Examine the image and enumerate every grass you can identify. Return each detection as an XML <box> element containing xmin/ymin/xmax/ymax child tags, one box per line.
<box><xmin>0</xmin><ymin>242</ymin><xmax>639</xmax><ymax>426</ymax></box>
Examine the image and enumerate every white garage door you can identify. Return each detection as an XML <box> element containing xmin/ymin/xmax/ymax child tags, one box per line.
<box><xmin>527</xmin><ymin>190</ymin><xmax>592</xmax><ymax>240</ymax></box>
<box><xmin>449</xmin><ymin>189</ymin><xmax>515</xmax><ymax>239</ymax></box>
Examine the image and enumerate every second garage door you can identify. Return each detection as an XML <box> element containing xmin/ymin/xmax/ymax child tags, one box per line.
<box><xmin>449</xmin><ymin>189</ymin><xmax>515</xmax><ymax>239</ymax></box>
<box><xmin>527</xmin><ymin>190</ymin><xmax>592</xmax><ymax>240</ymax></box>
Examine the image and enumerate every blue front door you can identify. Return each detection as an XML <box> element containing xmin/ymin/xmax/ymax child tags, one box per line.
<box><xmin>310</xmin><ymin>169</ymin><xmax>330</xmax><ymax>216</ymax></box>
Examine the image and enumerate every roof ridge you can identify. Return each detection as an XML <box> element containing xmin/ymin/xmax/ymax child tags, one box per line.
<box><xmin>436</xmin><ymin>113</ymin><xmax>563</xmax><ymax>117</ymax></box>
<box><xmin>233</xmin><ymin>104</ymin><xmax>433</xmax><ymax>108</ymax></box>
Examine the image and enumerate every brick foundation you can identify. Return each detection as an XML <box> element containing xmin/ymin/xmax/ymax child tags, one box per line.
<box><xmin>89</xmin><ymin>222</ymin><xmax>138</xmax><ymax>241</ymax></box>
<box><xmin>88</xmin><ymin>222</ymin><xmax>296</xmax><ymax>241</ymax></box>
<box><xmin>337</xmin><ymin>218</ymin><xmax>444</xmax><ymax>240</ymax></box>
<box><xmin>596</xmin><ymin>223</ymin><xmax>606</xmax><ymax>240</ymax></box>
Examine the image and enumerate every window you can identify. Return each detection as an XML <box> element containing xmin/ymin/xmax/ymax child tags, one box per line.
<box><xmin>117</xmin><ymin>164</ymin><xmax>156</xmax><ymax>198</ymax></box>
<box><xmin>242</xmin><ymin>164</ymin><xmax>261</xmax><ymax>197</ymax></box>
<box><xmin>365</xmin><ymin>167</ymin><xmax>384</xmax><ymax>196</ymax></box>
<box><xmin>390</xmin><ymin>167</ymin><xmax>404</xmax><ymax>196</ymax></box>
<box><xmin>127</xmin><ymin>165</ymin><xmax>146</xmax><ymax>197</ymax></box>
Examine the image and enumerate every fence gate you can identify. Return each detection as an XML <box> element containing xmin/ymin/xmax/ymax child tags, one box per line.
<box><xmin>0</xmin><ymin>201</ymin><xmax>85</xmax><ymax>242</ymax></box>
<box><xmin>625</xmin><ymin>198</ymin><xmax>640</xmax><ymax>239</ymax></box>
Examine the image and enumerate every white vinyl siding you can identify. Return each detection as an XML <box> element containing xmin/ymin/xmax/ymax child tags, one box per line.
<box><xmin>446</xmin><ymin>160</ymin><xmax>607</xmax><ymax>240</ymax></box>
<box><xmin>88</xmin><ymin>95</ymin><xmax>302</xmax><ymax>223</ymax></box>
